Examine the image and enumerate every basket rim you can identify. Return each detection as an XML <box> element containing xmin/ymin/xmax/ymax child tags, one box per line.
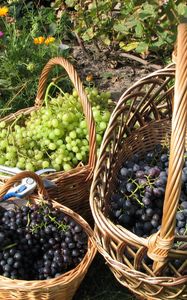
<box><xmin>95</xmin><ymin>227</ymin><xmax>187</xmax><ymax>285</ymax></box>
<box><xmin>0</xmin><ymin>239</ymin><xmax>95</xmax><ymax>288</ymax></box>
<box><xmin>0</xmin><ymin>185</ymin><xmax>97</xmax><ymax>288</ymax></box>
<box><xmin>0</xmin><ymin>171</ymin><xmax>97</xmax><ymax>290</ymax></box>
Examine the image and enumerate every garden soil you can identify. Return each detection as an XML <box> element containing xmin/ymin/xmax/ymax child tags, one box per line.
<box><xmin>72</xmin><ymin>46</ymin><xmax>164</xmax><ymax>102</ymax></box>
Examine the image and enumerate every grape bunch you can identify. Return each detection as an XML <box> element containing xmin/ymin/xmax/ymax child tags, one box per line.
<box><xmin>109</xmin><ymin>144</ymin><xmax>187</xmax><ymax>239</ymax></box>
<box><xmin>0</xmin><ymin>202</ymin><xmax>88</xmax><ymax>280</ymax></box>
<box><xmin>0</xmin><ymin>87</ymin><xmax>111</xmax><ymax>172</ymax></box>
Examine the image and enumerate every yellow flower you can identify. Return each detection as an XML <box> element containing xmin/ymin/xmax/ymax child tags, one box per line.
<box><xmin>45</xmin><ymin>36</ymin><xmax>55</xmax><ymax>45</ymax></box>
<box><xmin>0</xmin><ymin>6</ymin><xmax>9</xmax><ymax>17</ymax></box>
<box><xmin>33</xmin><ymin>36</ymin><xmax>45</xmax><ymax>45</ymax></box>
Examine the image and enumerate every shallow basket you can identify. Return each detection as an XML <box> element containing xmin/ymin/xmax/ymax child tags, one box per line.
<box><xmin>0</xmin><ymin>57</ymin><xmax>97</xmax><ymax>222</ymax></box>
<box><xmin>0</xmin><ymin>171</ymin><xmax>96</xmax><ymax>300</ymax></box>
<box><xmin>90</xmin><ymin>24</ymin><xmax>187</xmax><ymax>300</ymax></box>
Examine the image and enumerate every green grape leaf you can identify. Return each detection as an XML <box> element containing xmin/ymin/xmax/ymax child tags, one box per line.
<box><xmin>139</xmin><ymin>4</ymin><xmax>156</xmax><ymax>20</ymax></box>
<box><xmin>139</xmin><ymin>11</ymin><xmax>152</xmax><ymax>20</ymax></box>
<box><xmin>82</xmin><ymin>28</ymin><xmax>95</xmax><ymax>41</ymax></box>
<box><xmin>126</xmin><ymin>19</ymin><xmax>138</xmax><ymax>29</ymax></box>
<box><xmin>135</xmin><ymin>42</ymin><xmax>149</xmax><ymax>54</ymax></box>
<box><xmin>151</xmin><ymin>38</ymin><xmax>165</xmax><ymax>48</ymax></box>
<box><xmin>101</xmin><ymin>35</ymin><xmax>111</xmax><ymax>46</ymax></box>
<box><xmin>113</xmin><ymin>23</ymin><xmax>129</xmax><ymax>34</ymax></box>
<box><xmin>135</xmin><ymin>22</ymin><xmax>144</xmax><ymax>38</ymax></box>
<box><xmin>119</xmin><ymin>41</ymin><xmax>139</xmax><ymax>52</ymax></box>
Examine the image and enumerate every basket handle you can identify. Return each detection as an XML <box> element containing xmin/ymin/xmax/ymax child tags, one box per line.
<box><xmin>0</xmin><ymin>171</ymin><xmax>48</xmax><ymax>200</ymax></box>
<box><xmin>147</xmin><ymin>24</ymin><xmax>187</xmax><ymax>270</ymax></box>
<box><xmin>35</xmin><ymin>57</ymin><xmax>97</xmax><ymax>171</ymax></box>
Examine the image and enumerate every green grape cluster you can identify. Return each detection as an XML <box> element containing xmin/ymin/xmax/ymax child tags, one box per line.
<box><xmin>0</xmin><ymin>87</ymin><xmax>112</xmax><ymax>172</ymax></box>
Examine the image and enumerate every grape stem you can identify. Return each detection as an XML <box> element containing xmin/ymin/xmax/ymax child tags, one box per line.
<box><xmin>17</xmin><ymin>150</ymin><xmax>28</xmax><ymax>159</ymax></box>
<box><xmin>126</xmin><ymin>194</ymin><xmax>144</xmax><ymax>206</ymax></box>
<box><xmin>48</xmin><ymin>214</ymin><xmax>69</xmax><ymax>231</ymax></box>
<box><xmin>44</xmin><ymin>82</ymin><xmax>65</xmax><ymax>108</ymax></box>
<box><xmin>7</xmin><ymin>114</ymin><xmax>23</xmax><ymax>147</ymax></box>
<box><xmin>26</xmin><ymin>204</ymin><xmax>69</xmax><ymax>233</ymax></box>
<box><xmin>1</xmin><ymin>242</ymin><xmax>17</xmax><ymax>251</ymax></box>
<box><xmin>128</xmin><ymin>178</ymin><xmax>144</xmax><ymax>205</ymax></box>
<box><xmin>10</xmin><ymin>114</ymin><xmax>22</xmax><ymax>130</ymax></box>
<box><xmin>144</xmin><ymin>175</ymin><xmax>156</xmax><ymax>187</ymax></box>
<box><xmin>127</xmin><ymin>176</ymin><xmax>156</xmax><ymax>206</ymax></box>
<box><xmin>44</xmin><ymin>149</ymin><xmax>52</xmax><ymax>159</ymax></box>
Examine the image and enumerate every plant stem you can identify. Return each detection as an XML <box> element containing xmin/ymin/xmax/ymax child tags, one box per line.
<box><xmin>3</xmin><ymin>82</ymin><xmax>29</xmax><ymax>111</ymax></box>
<box><xmin>74</xmin><ymin>32</ymin><xmax>90</xmax><ymax>58</ymax></box>
<box><xmin>95</xmin><ymin>0</ymin><xmax>101</xmax><ymax>21</ymax></box>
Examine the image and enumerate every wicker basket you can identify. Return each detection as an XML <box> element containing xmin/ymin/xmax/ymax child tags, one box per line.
<box><xmin>0</xmin><ymin>171</ymin><xmax>96</xmax><ymax>300</ymax></box>
<box><xmin>0</xmin><ymin>57</ymin><xmax>97</xmax><ymax>222</ymax></box>
<box><xmin>90</xmin><ymin>24</ymin><xmax>187</xmax><ymax>300</ymax></box>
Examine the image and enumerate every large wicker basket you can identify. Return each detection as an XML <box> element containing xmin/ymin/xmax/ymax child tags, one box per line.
<box><xmin>0</xmin><ymin>171</ymin><xmax>96</xmax><ymax>300</ymax></box>
<box><xmin>90</xmin><ymin>24</ymin><xmax>187</xmax><ymax>300</ymax></box>
<box><xmin>0</xmin><ymin>57</ymin><xmax>97</xmax><ymax>222</ymax></box>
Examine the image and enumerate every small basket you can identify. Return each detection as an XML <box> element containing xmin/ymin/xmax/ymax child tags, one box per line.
<box><xmin>90</xmin><ymin>24</ymin><xmax>187</xmax><ymax>300</ymax></box>
<box><xmin>0</xmin><ymin>57</ymin><xmax>97</xmax><ymax>222</ymax></box>
<box><xmin>0</xmin><ymin>171</ymin><xmax>96</xmax><ymax>300</ymax></box>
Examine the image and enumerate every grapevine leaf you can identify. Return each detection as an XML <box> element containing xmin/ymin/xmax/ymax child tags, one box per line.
<box><xmin>101</xmin><ymin>35</ymin><xmax>111</xmax><ymax>46</ymax></box>
<box><xmin>125</xmin><ymin>19</ymin><xmax>138</xmax><ymax>29</ymax></box>
<box><xmin>135</xmin><ymin>42</ymin><xmax>149</xmax><ymax>54</ymax></box>
<box><xmin>82</xmin><ymin>28</ymin><xmax>95</xmax><ymax>41</ymax></box>
<box><xmin>139</xmin><ymin>4</ymin><xmax>156</xmax><ymax>20</ymax></box>
<box><xmin>119</xmin><ymin>41</ymin><xmax>139</xmax><ymax>52</ymax></box>
<box><xmin>135</xmin><ymin>22</ymin><xmax>144</xmax><ymax>38</ymax></box>
<box><xmin>113</xmin><ymin>23</ymin><xmax>129</xmax><ymax>34</ymax></box>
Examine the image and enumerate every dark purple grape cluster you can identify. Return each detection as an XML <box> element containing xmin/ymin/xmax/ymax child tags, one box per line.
<box><xmin>109</xmin><ymin>144</ymin><xmax>187</xmax><ymax>239</ymax></box>
<box><xmin>0</xmin><ymin>203</ymin><xmax>88</xmax><ymax>280</ymax></box>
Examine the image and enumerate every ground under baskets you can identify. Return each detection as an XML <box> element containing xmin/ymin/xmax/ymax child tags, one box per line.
<box><xmin>90</xmin><ymin>24</ymin><xmax>187</xmax><ymax>300</ymax></box>
<box><xmin>0</xmin><ymin>57</ymin><xmax>97</xmax><ymax>222</ymax></box>
<box><xmin>0</xmin><ymin>171</ymin><xmax>96</xmax><ymax>300</ymax></box>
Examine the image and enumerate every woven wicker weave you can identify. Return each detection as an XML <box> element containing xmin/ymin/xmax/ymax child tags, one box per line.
<box><xmin>0</xmin><ymin>171</ymin><xmax>96</xmax><ymax>300</ymax></box>
<box><xmin>90</xmin><ymin>24</ymin><xmax>187</xmax><ymax>300</ymax></box>
<box><xmin>0</xmin><ymin>57</ymin><xmax>97</xmax><ymax>222</ymax></box>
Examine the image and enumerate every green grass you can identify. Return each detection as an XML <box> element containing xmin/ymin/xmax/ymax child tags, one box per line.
<box><xmin>74</xmin><ymin>254</ymin><xmax>136</xmax><ymax>300</ymax></box>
